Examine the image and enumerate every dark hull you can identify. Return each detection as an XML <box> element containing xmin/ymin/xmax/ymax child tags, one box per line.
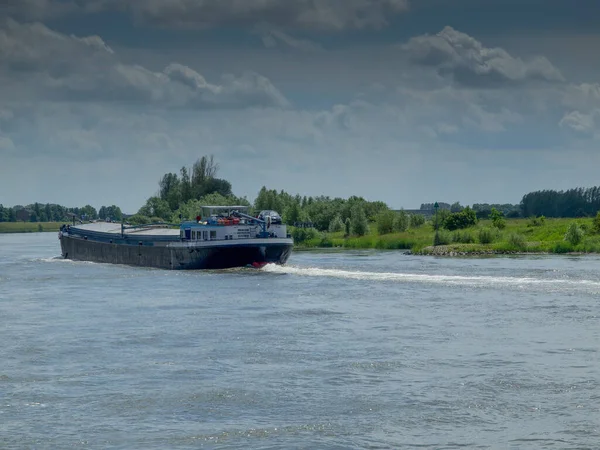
<box><xmin>60</xmin><ymin>235</ymin><xmax>293</xmax><ymax>270</ymax></box>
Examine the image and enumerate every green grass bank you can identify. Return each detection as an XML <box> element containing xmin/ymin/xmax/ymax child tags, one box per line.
<box><xmin>0</xmin><ymin>222</ymin><xmax>63</xmax><ymax>233</ymax></box>
<box><xmin>293</xmin><ymin>217</ymin><xmax>600</xmax><ymax>255</ymax></box>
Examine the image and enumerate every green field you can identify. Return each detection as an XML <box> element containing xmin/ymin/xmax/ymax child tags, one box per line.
<box><xmin>0</xmin><ymin>222</ymin><xmax>64</xmax><ymax>233</ymax></box>
<box><xmin>294</xmin><ymin>217</ymin><xmax>600</xmax><ymax>255</ymax></box>
<box><xmin>4</xmin><ymin>217</ymin><xmax>600</xmax><ymax>256</ymax></box>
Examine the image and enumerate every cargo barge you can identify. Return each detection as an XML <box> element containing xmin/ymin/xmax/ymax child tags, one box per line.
<box><xmin>59</xmin><ymin>206</ymin><xmax>293</xmax><ymax>270</ymax></box>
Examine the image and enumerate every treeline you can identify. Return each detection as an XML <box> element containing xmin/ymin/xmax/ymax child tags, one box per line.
<box><xmin>253</xmin><ymin>187</ymin><xmax>389</xmax><ymax>231</ymax></box>
<box><xmin>7</xmin><ymin>153</ymin><xmax>600</xmax><ymax>227</ymax></box>
<box><xmin>420</xmin><ymin>202</ymin><xmax>521</xmax><ymax>218</ymax></box>
<box><xmin>0</xmin><ymin>203</ymin><xmax>122</xmax><ymax>223</ymax></box>
<box><xmin>520</xmin><ymin>187</ymin><xmax>600</xmax><ymax>218</ymax></box>
<box><xmin>130</xmin><ymin>155</ymin><xmax>249</xmax><ymax>224</ymax></box>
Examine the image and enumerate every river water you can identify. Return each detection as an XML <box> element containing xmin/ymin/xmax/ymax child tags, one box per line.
<box><xmin>1</xmin><ymin>233</ymin><xmax>599</xmax><ymax>449</ymax></box>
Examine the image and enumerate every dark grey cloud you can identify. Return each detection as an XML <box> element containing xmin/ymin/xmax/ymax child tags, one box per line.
<box><xmin>0</xmin><ymin>19</ymin><xmax>289</xmax><ymax>109</ymax></box>
<box><xmin>2</xmin><ymin>0</ymin><xmax>409</xmax><ymax>31</ymax></box>
<box><xmin>403</xmin><ymin>26</ymin><xmax>565</xmax><ymax>87</ymax></box>
<box><xmin>0</xmin><ymin>0</ymin><xmax>114</xmax><ymax>20</ymax></box>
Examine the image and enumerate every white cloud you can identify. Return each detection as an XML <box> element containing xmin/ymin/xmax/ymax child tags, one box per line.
<box><xmin>403</xmin><ymin>26</ymin><xmax>565</xmax><ymax>86</ymax></box>
<box><xmin>259</xmin><ymin>29</ymin><xmax>324</xmax><ymax>52</ymax></box>
<box><xmin>563</xmin><ymin>83</ymin><xmax>600</xmax><ymax>112</ymax></box>
<box><xmin>559</xmin><ymin>110</ymin><xmax>599</xmax><ymax>136</ymax></box>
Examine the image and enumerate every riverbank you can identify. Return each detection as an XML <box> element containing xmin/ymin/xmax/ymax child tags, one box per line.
<box><xmin>294</xmin><ymin>217</ymin><xmax>600</xmax><ymax>255</ymax></box>
<box><xmin>0</xmin><ymin>222</ymin><xmax>63</xmax><ymax>233</ymax></box>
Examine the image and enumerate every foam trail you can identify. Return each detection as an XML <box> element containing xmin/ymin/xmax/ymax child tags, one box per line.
<box><xmin>262</xmin><ymin>264</ymin><xmax>600</xmax><ymax>288</ymax></box>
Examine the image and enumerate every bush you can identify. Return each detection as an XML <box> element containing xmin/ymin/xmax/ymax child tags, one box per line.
<box><xmin>128</xmin><ymin>214</ymin><xmax>151</xmax><ymax>225</ymax></box>
<box><xmin>552</xmin><ymin>241</ymin><xmax>573</xmax><ymax>254</ymax></box>
<box><xmin>376</xmin><ymin>210</ymin><xmax>396</xmax><ymax>235</ymax></box>
<box><xmin>319</xmin><ymin>233</ymin><xmax>334</xmax><ymax>247</ymax></box>
<box><xmin>527</xmin><ymin>216</ymin><xmax>546</xmax><ymax>227</ymax></box>
<box><xmin>452</xmin><ymin>231</ymin><xmax>475</xmax><ymax>243</ymax></box>
<box><xmin>478</xmin><ymin>227</ymin><xmax>498</xmax><ymax>244</ymax></box>
<box><xmin>393</xmin><ymin>211</ymin><xmax>409</xmax><ymax>232</ymax></box>
<box><xmin>344</xmin><ymin>218</ymin><xmax>351</xmax><ymax>236</ymax></box>
<box><xmin>443</xmin><ymin>207</ymin><xmax>477</xmax><ymax>231</ymax></box>
<box><xmin>490</xmin><ymin>207</ymin><xmax>506</xmax><ymax>229</ymax></box>
<box><xmin>410</xmin><ymin>214</ymin><xmax>425</xmax><ymax>228</ymax></box>
<box><xmin>507</xmin><ymin>233</ymin><xmax>526</xmax><ymax>250</ymax></box>
<box><xmin>432</xmin><ymin>209</ymin><xmax>450</xmax><ymax>230</ymax></box>
<box><xmin>593</xmin><ymin>212</ymin><xmax>600</xmax><ymax>234</ymax></box>
<box><xmin>328</xmin><ymin>214</ymin><xmax>345</xmax><ymax>233</ymax></box>
<box><xmin>350</xmin><ymin>205</ymin><xmax>369</xmax><ymax>236</ymax></box>
<box><xmin>434</xmin><ymin>230</ymin><xmax>452</xmax><ymax>246</ymax></box>
<box><xmin>292</xmin><ymin>227</ymin><xmax>318</xmax><ymax>243</ymax></box>
<box><xmin>564</xmin><ymin>222</ymin><xmax>584</xmax><ymax>246</ymax></box>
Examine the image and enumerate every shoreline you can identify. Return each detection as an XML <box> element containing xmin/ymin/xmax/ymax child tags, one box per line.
<box><xmin>294</xmin><ymin>246</ymin><xmax>597</xmax><ymax>257</ymax></box>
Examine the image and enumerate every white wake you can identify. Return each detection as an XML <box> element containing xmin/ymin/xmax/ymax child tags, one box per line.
<box><xmin>262</xmin><ymin>264</ymin><xmax>600</xmax><ymax>288</ymax></box>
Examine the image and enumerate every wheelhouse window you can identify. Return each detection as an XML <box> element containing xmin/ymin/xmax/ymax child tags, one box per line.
<box><xmin>210</xmin><ymin>230</ymin><xmax>217</xmax><ymax>239</ymax></box>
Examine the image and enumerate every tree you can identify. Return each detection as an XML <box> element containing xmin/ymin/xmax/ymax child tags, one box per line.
<box><xmin>443</xmin><ymin>206</ymin><xmax>477</xmax><ymax>231</ymax></box>
<box><xmin>565</xmin><ymin>222</ymin><xmax>584</xmax><ymax>246</ymax></box>
<box><xmin>99</xmin><ymin>205</ymin><xmax>122</xmax><ymax>221</ymax></box>
<box><xmin>410</xmin><ymin>214</ymin><xmax>425</xmax><ymax>228</ymax></box>
<box><xmin>283</xmin><ymin>202</ymin><xmax>301</xmax><ymax>225</ymax></box>
<box><xmin>180</xmin><ymin>166</ymin><xmax>192</xmax><ymax>203</ymax></box>
<box><xmin>159</xmin><ymin>173</ymin><xmax>181</xmax><ymax>210</ymax></box>
<box><xmin>33</xmin><ymin>202</ymin><xmax>41</xmax><ymax>220</ymax></box>
<box><xmin>593</xmin><ymin>212</ymin><xmax>600</xmax><ymax>234</ymax></box>
<box><xmin>191</xmin><ymin>155</ymin><xmax>219</xmax><ymax>198</ymax></box>
<box><xmin>350</xmin><ymin>205</ymin><xmax>368</xmax><ymax>236</ymax></box>
<box><xmin>138</xmin><ymin>197</ymin><xmax>172</xmax><ymax>221</ymax></box>
<box><xmin>81</xmin><ymin>204</ymin><xmax>97</xmax><ymax>220</ymax></box>
<box><xmin>8</xmin><ymin>208</ymin><xmax>16</xmax><ymax>222</ymax></box>
<box><xmin>328</xmin><ymin>214</ymin><xmax>345</xmax><ymax>233</ymax></box>
<box><xmin>450</xmin><ymin>202</ymin><xmax>464</xmax><ymax>213</ymax></box>
<box><xmin>490</xmin><ymin>207</ymin><xmax>506</xmax><ymax>229</ymax></box>
<box><xmin>376</xmin><ymin>210</ymin><xmax>395</xmax><ymax>235</ymax></box>
<box><xmin>203</xmin><ymin>178</ymin><xmax>232</xmax><ymax>197</ymax></box>
<box><xmin>393</xmin><ymin>211</ymin><xmax>409</xmax><ymax>232</ymax></box>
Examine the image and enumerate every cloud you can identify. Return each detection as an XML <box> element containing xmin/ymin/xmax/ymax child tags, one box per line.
<box><xmin>563</xmin><ymin>83</ymin><xmax>600</xmax><ymax>112</ymax></box>
<box><xmin>1</xmin><ymin>0</ymin><xmax>76</xmax><ymax>20</ymax></box>
<box><xmin>259</xmin><ymin>29</ymin><xmax>324</xmax><ymax>52</ymax></box>
<box><xmin>164</xmin><ymin>63</ymin><xmax>290</xmax><ymax>108</ymax></box>
<box><xmin>402</xmin><ymin>26</ymin><xmax>565</xmax><ymax>87</ymax></box>
<box><xmin>98</xmin><ymin>0</ymin><xmax>409</xmax><ymax>31</ymax></box>
<box><xmin>0</xmin><ymin>134</ymin><xmax>16</xmax><ymax>153</ymax></box>
<box><xmin>0</xmin><ymin>108</ymin><xmax>14</xmax><ymax>121</ymax></box>
<box><xmin>559</xmin><ymin>110</ymin><xmax>599</xmax><ymax>136</ymax></box>
<box><xmin>3</xmin><ymin>0</ymin><xmax>410</xmax><ymax>30</ymax></box>
<box><xmin>0</xmin><ymin>18</ymin><xmax>114</xmax><ymax>74</ymax></box>
<box><xmin>0</xmin><ymin>19</ymin><xmax>289</xmax><ymax>109</ymax></box>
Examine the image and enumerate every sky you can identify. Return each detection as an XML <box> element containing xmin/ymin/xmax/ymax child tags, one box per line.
<box><xmin>1</xmin><ymin>0</ymin><xmax>600</xmax><ymax>213</ymax></box>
